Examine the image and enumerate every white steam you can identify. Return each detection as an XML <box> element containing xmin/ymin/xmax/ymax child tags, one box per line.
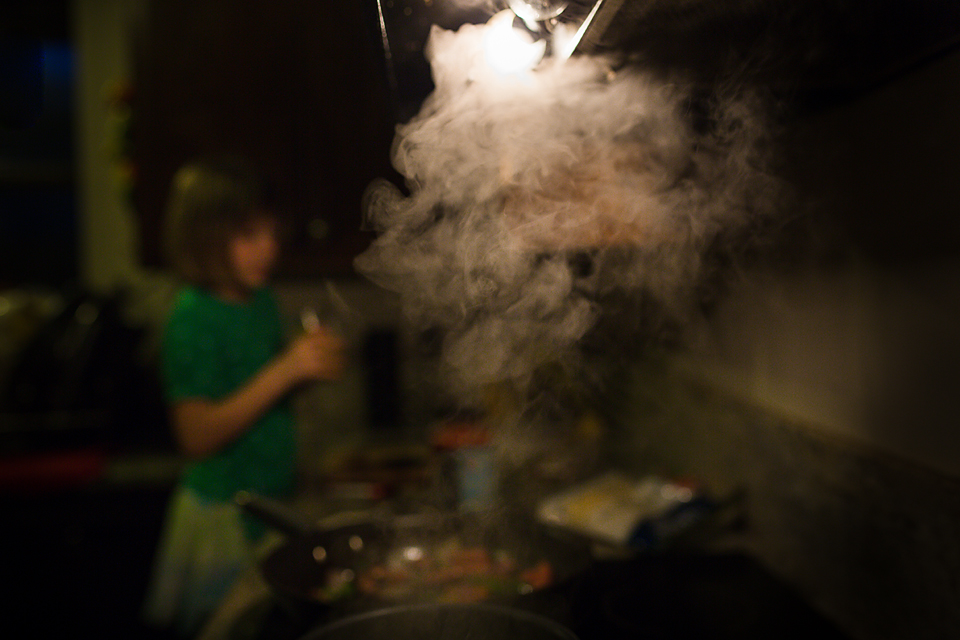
<box><xmin>356</xmin><ymin>18</ymin><xmax>784</xmax><ymax>397</ymax></box>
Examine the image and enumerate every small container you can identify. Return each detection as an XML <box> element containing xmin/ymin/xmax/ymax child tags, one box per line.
<box><xmin>430</xmin><ymin>415</ymin><xmax>498</xmax><ymax>511</ymax></box>
<box><xmin>453</xmin><ymin>444</ymin><xmax>497</xmax><ymax>511</ymax></box>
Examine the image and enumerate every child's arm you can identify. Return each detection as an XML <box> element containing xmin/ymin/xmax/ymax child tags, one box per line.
<box><xmin>172</xmin><ymin>327</ymin><xmax>345</xmax><ymax>457</ymax></box>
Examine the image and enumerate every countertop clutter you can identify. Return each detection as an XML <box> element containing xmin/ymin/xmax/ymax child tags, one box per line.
<box><xmin>199</xmin><ymin>525</ymin><xmax>854</xmax><ymax>640</ymax></box>
<box><xmin>194</xmin><ymin>446</ymin><xmax>853</xmax><ymax>640</ymax></box>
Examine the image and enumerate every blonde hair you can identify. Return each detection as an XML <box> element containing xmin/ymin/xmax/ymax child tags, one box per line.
<box><xmin>163</xmin><ymin>157</ymin><xmax>271</xmax><ymax>289</ymax></box>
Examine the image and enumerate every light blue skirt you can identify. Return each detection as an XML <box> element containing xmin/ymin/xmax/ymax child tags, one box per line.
<box><xmin>141</xmin><ymin>486</ymin><xmax>258</xmax><ymax>637</ymax></box>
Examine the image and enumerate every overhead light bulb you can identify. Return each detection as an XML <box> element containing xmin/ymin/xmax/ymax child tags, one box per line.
<box><xmin>484</xmin><ymin>10</ymin><xmax>546</xmax><ymax>76</ymax></box>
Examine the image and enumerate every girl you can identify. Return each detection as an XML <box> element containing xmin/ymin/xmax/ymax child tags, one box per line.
<box><xmin>142</xmin><ymin>157</ymin><xmax>345</xmax><ymax>636</ymax></box>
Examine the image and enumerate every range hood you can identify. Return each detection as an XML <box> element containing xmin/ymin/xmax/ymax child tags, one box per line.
<box><xmin>378</xmin><ymin>0</ymin><xmax>960</xmax><ymax>117</ymax></box>
<box><xmin>554</xmin><ymin>0</ymin><xmax>960</xmax><ymax>105</ymax></box>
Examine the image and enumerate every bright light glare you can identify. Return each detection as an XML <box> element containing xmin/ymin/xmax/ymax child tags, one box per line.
<box><xmin>483</xmin><ymin>11</ymin><xmax>546</xmax><ymax>76</ymax></box>
<box><xmin>403</xmin><ymin>546</ymin><xmax>425</xmax><ymax>562</ymax></box>
<box><xmin>508</xmin><ymin>0</ymin><xmax>568</xmax><ymax>24</ymax></box>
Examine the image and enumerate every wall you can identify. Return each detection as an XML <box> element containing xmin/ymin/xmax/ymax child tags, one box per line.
<box><xmin>73</xmin><ymin>0</ymin><xmax>176</xmax><ymax>334</ymax></box>
<box><xmin>610</xmin><ymin>45</ymin><xmax>960</xmax><ymax>640</ymax></box>
<box><xmin>679</xmin><ymin>44</ymin><xmax>960</xmax><ymax>478</ymax></box>
<box><xmin>73</xmin><ymin>0</ymin><xmax>140</xmax><ymax>290</ymax></box>
<box><xmin>611</xmin><ymin>362</ymin><xmax>960</xmax><ymax>640</ymax></box>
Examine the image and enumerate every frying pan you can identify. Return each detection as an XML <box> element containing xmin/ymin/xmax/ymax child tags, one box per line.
<box><xmin>235</xmin><ymin>492</ymin><xmax>593</xmax><ymax>622</ymax></box>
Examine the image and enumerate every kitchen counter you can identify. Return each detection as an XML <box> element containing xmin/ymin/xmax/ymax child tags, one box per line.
<box><xmin>196</xmin><ymin>482</ymin><xmax>853</xmax><ymax>640</ymax></box>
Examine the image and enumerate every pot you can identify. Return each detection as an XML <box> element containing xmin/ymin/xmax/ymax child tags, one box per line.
<box><xmin>300</xmin><ymin>602</ymin><xmax>579</xmax><ymax>640</ymax></box>
<box><xmin>235</xmin><ymin>492</ymin><xmax>593</xmax><ymax>622</ymax></box>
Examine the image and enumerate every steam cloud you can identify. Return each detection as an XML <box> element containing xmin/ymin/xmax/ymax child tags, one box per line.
<box><xmin>355</xmin><ymin>18</ymin><xmax>785</xmax><ymax>399</ymax></box>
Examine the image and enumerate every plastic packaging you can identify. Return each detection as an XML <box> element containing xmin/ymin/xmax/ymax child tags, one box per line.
<box><xmin>536</xmin><ymin>471</ymin><xmax>715</xmax><ymax>549</ymax></box>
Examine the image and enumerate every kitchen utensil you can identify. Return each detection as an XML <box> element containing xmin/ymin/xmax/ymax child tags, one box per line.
<box><xmin>235</xmin><ymin>492</ymin><xmax>593</xmax><ymax>622</ymax></box>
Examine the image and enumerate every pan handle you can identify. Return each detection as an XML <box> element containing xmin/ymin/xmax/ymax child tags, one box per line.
<box><xmin>234</xmin><ymin>491</ymin><xmax>316</xmax><ymax>538</ymax></box>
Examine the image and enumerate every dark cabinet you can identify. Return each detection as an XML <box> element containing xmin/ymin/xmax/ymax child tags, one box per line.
<box><xmin>1</xmin><ymin>483</ymin><xmax>175</xmax><ymax>637</ymax></box>
<box><xmin>131</xmin><ymin>0</ymin><xmax>398</xmax><ymax>276</ymax></box>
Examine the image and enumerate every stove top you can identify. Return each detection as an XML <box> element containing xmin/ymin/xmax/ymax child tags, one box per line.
<box><xmin>568</xmin><ymin>552</ymin><xmax>850</xmax><ymax>640</ymax></box>
<box><xmin>221</xmin><ymin>551</ymin><xmax>851</xmax><ymax>640</ymax></box>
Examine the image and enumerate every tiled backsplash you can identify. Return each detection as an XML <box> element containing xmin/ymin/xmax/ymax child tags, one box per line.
<box><xmin>609</xmin><ymin>359</ymin><xmax>960</xmax><ymax>640</ymax></box>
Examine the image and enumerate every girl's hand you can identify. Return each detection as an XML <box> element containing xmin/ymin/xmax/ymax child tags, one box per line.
<box><xmin>171</xmin><ymin>326</ymin><xmax>347</xmax><ymax>457</ymax></box>
<box><xmin>282</xmin><ymin>326</ymin><xmax>347</xmax><ymax>383</ymax></box>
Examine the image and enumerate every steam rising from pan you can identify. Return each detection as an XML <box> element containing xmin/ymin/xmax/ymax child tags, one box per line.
<box><xmin>355</xmin><ymin>17</ymin><xmax>785</xmax><ymax>398</ymax></box>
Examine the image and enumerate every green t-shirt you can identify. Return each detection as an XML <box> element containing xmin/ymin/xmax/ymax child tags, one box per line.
<box><xmin>162</xmin><ymin>286</ymin><xmax>296</xmax><ymax>503</ymax></box>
